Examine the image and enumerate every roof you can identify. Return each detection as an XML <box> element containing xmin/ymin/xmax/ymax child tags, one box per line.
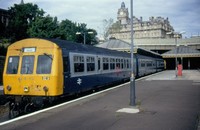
<box><xmin>162</xmin><ymin>45</ymin><xmax>200</xmax><ymax>58</ymax></box>
<box><xmin>48</xmin><ymin>38</ymin><xmax>130</xmax><ymax>57</ymax></box>
<box><xmin>96</xmin><ymin>39</ymin><xmax>130</xmax><ymax>50</ymax></box>
<box><xmin>96</xmin><ymin>39</ymin><xmax>162</xmax><ymax>58</ymax></box>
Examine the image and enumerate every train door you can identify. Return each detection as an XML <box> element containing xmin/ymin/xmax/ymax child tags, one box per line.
<box><xmin>134</xmin><ymin>54</ymin><xmax>138</xmax><ymax>77</ymax></box>
<box><xmin>63</xmin><ymin>56</ymin><xmax>70</xmax><ymax>93</ymax></box>
<box><xmin>96</xmin><ymin>56</ymin><xmax>102</xmax><ymax>85</ymax></box>
<box><xmin>97</xmin><ymin>57</ymin><xmax>102</xmax><ymax>73</ymax></box>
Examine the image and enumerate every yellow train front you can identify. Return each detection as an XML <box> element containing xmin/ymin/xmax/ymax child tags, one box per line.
<box><xmin>3</xmin><ymin>38</ymin><xmax>64</xmax><ymax>114</ymax></box>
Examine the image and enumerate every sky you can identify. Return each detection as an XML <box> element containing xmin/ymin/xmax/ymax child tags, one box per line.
<box><xmin>0</xmin><ymin>0</ymin><xmax>200</xmax><ymax>38</ymax></box>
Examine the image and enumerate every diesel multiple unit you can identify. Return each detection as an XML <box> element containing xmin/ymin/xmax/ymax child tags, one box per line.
<box><xmin>3</xmin><ymin>38</ymin><xmax>164</xmax><ymax>117</ymax></box>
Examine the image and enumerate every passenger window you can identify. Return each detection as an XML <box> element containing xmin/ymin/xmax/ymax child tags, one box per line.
<box><xmin>87</xmin><ymin>56</ymin><xmax>95</xmax><ymax>72</ymax></box>
<box><xmin>110</xmin><ymin>58</ymin><xmax>115</xmax><ymax>70</ymax></box>
<box><xmin>103</xmin><ymin>57</ymin><xmax>109</xmax><ymax>70</ymax></box>
<box><xmin>74</xmin><ymin>55</ymin><xmax>84</xmax><ymax>73</ymax></box>
<box><xmin>141</xmin><ymin>63</ymin><xmax>145</xmax><ymax>67</ymax></box>
<box><xmin>127</xmin><ymin>59</ymin><xmax>130</xmax><ymax>69</ymax></box>
<box><xmin>21</xmin><ymin>56</ymin><xmax>34</xmax><ymax>74</ymax></box>
<box><xmin>116</xmin><ymin>59</ymin><xmax>120</xmax><ymax>69</ymax></box>
<box><xmin>121</xmin><ymin>59</ymin><xmax>124</xmax><ymax>69</ymax></box>
<box><xmin>6</xmin><ymin>56</ymin><xmax>19</xmax><ymax>74</ymax></box>
<box><xmin>37</xmin><ymin>55</ymin><xmax>52</xmax><ymax>74</ymax></box>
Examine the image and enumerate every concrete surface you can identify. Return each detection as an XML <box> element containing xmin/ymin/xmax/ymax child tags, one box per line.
<box><xmin>0</xmin><ymin>70</ymin><xmax>200</xmax><ymax>130</ymax></box>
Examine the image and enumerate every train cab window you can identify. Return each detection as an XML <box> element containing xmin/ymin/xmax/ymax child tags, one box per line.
<box><xmin>86</xmin><ymin>56</ymin><xmax>95</xmax><ymax>72</ymax></box>
<box><xmin>6</xmin><ymin>56</ymin><xmax>19</xmax><ymax>74</ymax></box>
<box><xmin>74</xmin><ymin>55</ymin><xmax>84</xmax><ymax>73</ymax></box>
<box><xmin>21</xmin><ymin>56</ymin><xmax>34</xmax><ymax>74</ymax></box>
<box><xmin>37</xmin><ymin>55</ymin><xmax>52</xmax><ymax>74</ymax></box>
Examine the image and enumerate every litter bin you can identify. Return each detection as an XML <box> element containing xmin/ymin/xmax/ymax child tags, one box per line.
<box><xmin>177</xmin><ymin>64</ymin><xmax>182</xmax><ymax>76</ymax></box>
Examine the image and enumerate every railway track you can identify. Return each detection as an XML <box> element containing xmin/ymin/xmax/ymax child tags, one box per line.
<box><xmin>0</xmin><ymin>82</ymin><xmax>122</xmax><ymax>123</ymax></box>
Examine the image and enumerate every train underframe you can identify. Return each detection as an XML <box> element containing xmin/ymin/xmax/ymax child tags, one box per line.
<box><xmin>7</xmin><ymin>95</ymin><xmax>56</xmax><ymax>118</ymax></box>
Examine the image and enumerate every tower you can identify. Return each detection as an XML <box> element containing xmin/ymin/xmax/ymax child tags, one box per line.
<box><xmin>21</xmin><ymin>0</ymin><xmax>24</xmax><ymax>4</ymax></box>
<box><xmin>117</xmin><ymin>2</ymin><xmax>129</xmax><ymax>25</ymax></box>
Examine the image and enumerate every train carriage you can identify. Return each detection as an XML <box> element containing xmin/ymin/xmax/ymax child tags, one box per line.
<box><xmin>3</xmin><ymin>38</ymin><xmax>131</xmax><ymax>100</ymax></box>
<box><xmin>3</xmin><ymin>38</ymin><xmax>164</xmax><ymax>117</ymax></box>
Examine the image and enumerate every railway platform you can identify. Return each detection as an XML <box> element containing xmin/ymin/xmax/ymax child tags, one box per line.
<box><xmin>0</xmin><ymin>70</ymin><xmax>200</xmax><ymax>130</ymax></box>
<box><xmin>0</xmin><ymin>86</ymin><xmax>3</xmax><ymax>95</ymax></box>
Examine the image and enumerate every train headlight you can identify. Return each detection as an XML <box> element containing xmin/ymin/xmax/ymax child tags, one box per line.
<box><xmin>43</xmin><ymin>86</ymin><xmax>48</xmax><ymax>92</ymax></box>
<box><xmin>24</xmin><ymin>86</ymin><xmax>29</xmax><ymax>92</ymax></box>
<box><xmin>6</xmin><ymin>85</ymin><xmax>12</xmax><ymax>91</ymax></box>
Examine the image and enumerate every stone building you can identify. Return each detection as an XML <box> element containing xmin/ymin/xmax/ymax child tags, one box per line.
<box><xmin>0</xmin><ymin>0</ymin><xmax>24</xmax><ymax>27</ymax></box>
<box><xmin>110</xmin><ymin>2</ymin><xmax>174</xmax><ymax>40</ymax></box>
<box><xmin>0</xmin><ymin>8</ymin><xmax>9</xmax><ymax>27</ymax></box>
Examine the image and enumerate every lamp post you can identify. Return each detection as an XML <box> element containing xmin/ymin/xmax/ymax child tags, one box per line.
<box><xmin>76</xmin><ymin>31</ymin><xmax>93</xmax><ymax>44</ymax></box>
<box><xmin>130</xmin><ymin>0</ymin><xmax>135</xmax><ymax>106</ymax></box>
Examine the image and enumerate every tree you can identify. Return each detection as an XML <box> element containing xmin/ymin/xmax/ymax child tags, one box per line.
<box><xmin>7</xmin><ymin>3</ymin><xmax>45</xmax><ymax>41</ymax></box>
<box><xmin>58</xmin><ymin>19</ymin><xmax>78</xmax><ymax>41</ymax></box>
<box><xmin>111</xmin><ymin>21</ymin><xmax>122</xmax><ymax>33</ymax></box>
<box><xmin>0</xmin><ymin>21</ymin><xmax>6</xmax><ymax>39</ymax></box>
<box><xmin>102</xmin><ymin>18</ymin><xmax>114</xmax><ymax>40</ymax></box>
<box><xmin>27</xmin><ymin>15</ymin><xmax>59</xmax><ymax>38</ymax></box>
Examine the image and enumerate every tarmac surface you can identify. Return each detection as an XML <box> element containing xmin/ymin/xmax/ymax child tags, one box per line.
<box><xmin>0</xmin><ymin>70</ymin><xmax>200</xmax><ymax>130</ymax></box>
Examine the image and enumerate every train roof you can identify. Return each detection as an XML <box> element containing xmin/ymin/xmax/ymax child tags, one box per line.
<box><xmin>46</xmin><ymin>38</ymin><xmax>130</xmax><ymax>57</ymax></box>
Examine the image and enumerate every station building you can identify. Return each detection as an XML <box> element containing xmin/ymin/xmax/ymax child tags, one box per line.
<box><xmin>96</xmin><ymin>38</ymin><xmax>200</xmax><ymax>70</ymax></box>
<box><xmin>97</xmin><ymin>2</ymin><xmax>200</xmax><ymax>70</ymax></box>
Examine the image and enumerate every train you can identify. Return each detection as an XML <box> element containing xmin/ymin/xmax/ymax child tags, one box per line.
<box><xmin>3</xmin><ymin>38</ymin><xmax>164</xmax><ymax>117</ymax></box>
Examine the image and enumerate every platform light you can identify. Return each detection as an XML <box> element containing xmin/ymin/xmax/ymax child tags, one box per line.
<box><xmin>76</xmin><ymin>31</ymin><xmax>94</xmax><ymax>44</ymax></box>
<box><xmin>130</xmin><ymin>0</ymin><xmax>136</xmax><ymax>106</ymax></box>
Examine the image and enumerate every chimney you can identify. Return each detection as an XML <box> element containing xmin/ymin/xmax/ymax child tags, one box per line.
<box><xmin>140</xmin><ymin>17</ymin><xmax>143</xmax><ymax>22</ymax></box>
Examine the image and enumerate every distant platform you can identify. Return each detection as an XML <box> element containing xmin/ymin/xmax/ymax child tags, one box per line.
<box><xmin>145</xmin><ymin>70</ymin><xmax>200</xmax><ymax>81</ymax></box>
<box><xmin>0</xmin><ymin>86</ymin><xmax>3</xmax><ymax>90</ymax></box>
<box><xmin>0</xmin><ymin>86</ymin><xmax>3</xmax><ymax>95</ymax></box>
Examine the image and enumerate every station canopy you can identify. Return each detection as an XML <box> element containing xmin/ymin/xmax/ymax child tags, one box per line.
<box><xmin>96</xmin><ymin>39</ymin><xmax>162</xmax><ymax>58</ymax></box>
<box><xmin>162</xmin><ymin>45</ymin><xmax>200</xmax><ymax>58</ymax></box>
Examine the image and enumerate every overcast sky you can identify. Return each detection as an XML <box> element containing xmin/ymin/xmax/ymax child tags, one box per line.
<box><xmin>0</xmin><ymin>0</ymin><xmax>200</xmax><ymax>38</ymax></box>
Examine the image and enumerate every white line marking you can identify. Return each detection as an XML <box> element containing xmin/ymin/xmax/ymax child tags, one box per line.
<box><xmin>117</xmin><ymin>107</ymin><xmax>139</xmax><ymax>114</ymax></box>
